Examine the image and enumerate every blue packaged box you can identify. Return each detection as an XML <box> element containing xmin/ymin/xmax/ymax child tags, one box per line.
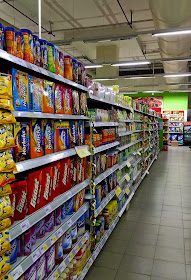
<box><xmin>12</xmin><ymin>68</ymin><xmax>29</xmax><ymax>111</ymax></box>
<box><xmin>29</xmin><ymin>75</ymin><xmax>43</xmax><ymax>112</ymax></box>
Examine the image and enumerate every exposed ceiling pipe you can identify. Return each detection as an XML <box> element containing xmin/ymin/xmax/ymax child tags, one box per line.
<box><xmin>116</xmin><ymin>0</ymin><xmax>132</xmax><ymax>28</ymax></box>
<box><xmin>38</xmin><ymin>0</ymin><xmax>41</xmax><ymax>39</ymax></box>
<box><xmin>149</xmin><ymin>0</ymin><xmax>191</xmax><ymax>87</ymax></box>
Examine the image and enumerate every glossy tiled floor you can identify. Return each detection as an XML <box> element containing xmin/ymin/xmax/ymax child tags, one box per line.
<box><xmin>85</xmin><ymin>147</ymin><xmax>191</xmax><ymax>280</ymax></box>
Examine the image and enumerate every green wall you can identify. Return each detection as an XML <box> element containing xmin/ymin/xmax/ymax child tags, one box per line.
<box><xmin>125</xmin><ymin>91</ymin><xmax>188</xmax><ymax>111</ymax></box>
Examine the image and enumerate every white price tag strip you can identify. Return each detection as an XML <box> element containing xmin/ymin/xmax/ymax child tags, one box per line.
<box><xmin>10</xmin><ymin>264</ymin><xmax>23</xmax><ymax>279</ymax></box>
<box><xmin>32</xmin><ymin>249</ymin><xmax>41</xmax><ymax>262</ymax></box>
<box><xmin>20</xmin><ymin>219</ymin><xmax>30</xmax><ymax>233</ymax></box>
<box><xmin>57</xmin><ymin>228</ymin><xmax>64</xmax><ymax>238</ymax></box>
<box><xmin>67</xmin><ymin>219</ymin><xmax>73</xmax><ymax>227</ymax></box>
<box><xmin>44</xmin><ymin>204</ymin><xmax>52</xmax><ymax>215</ymax></box>
<box><xmin>66</xmin><ymin>191</ymin><xmax>72</xmax><ymax>199</ymax></box>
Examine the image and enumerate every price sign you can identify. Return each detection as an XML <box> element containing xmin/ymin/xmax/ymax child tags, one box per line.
<box><xmin>54</xmin><ymin>272</ymin><xmax>59</xmax><ymax>279</ymax></box>
<box><xmin>67</xmin><ymin>219</ymin><xmax>73</xmax><ymax>227</ymax></box>
<box><xmin>115</xmin><ymin>186</ymin><xmax>122</xmax><ymax>197</ymax></box>
<box><xmin>125</xmin><ymin>174</ymin><xmax>130</xmax><ymax>182</ymax></box>
<box><xmin>75</xmin><ymin>145</ymin><xmax>91</xmax><ymax>158</ymax></box>
<box><xmin>32</xmin><ymin>249</ymin><xmax>41</xmax><ymax>262</ymax></box>
<box><xmin>125</xmin><ymin>187</ymin><xmax>130</xmax><ymax>195</ymax></box>
<box><xmin>126</xmin><ymin>161</ymin><xmax>131</xmax><ymax>168</ymax></box>
<box><xmin>57</xmin><ymin>228</ymin><xmax>64</xmax><ymax>238</ymax></box>
<box><xmin>20</xmin><ymin>219</ymin><xmax>30</xmax><ymax>233</ymax></box>
<box><xmin>50</xmin><ymin>235</ymin><xmax>57</xmax><ymax>245</ymax></box>
<box><xmin>44</xmin><ymin>204</ymin><xmax>52</xmax><ymax>215</ymax></box>
<box><xmin>76</xmin><ymin>245</ymin><xmax>80</xmax><ymax>251</ymax></box>
<box><xmin>10</xmin><ymin>265</ymin><xmax>23</xmax><ymax>279</ymax></box>
<box><xmin>70</xmin><ymin>252</ymin><xmax>74</xmax><ymax>259</ymax></box>
<box><xmin>66</xmin><ymin>191</ymin><xmax>72</xmax><ymax>200</ymax></box>
<box><xmin>137</xmin><ymin>151</ymin><xmax>141</xmax><ymax>156</ymax></box>
<box><xmin>40</xmin><ymin>243</ymin><xmax>48</xmax><ymax>254</ymax></box>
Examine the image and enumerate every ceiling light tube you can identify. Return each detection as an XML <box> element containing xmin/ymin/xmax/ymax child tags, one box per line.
<box><xmin>125</xmin><ymin>76</ymin><xmax>155</xmax><ymax>80</ymax></box>
<box><xmin>164</xmin><ymin>73</ymin><xmax>191</xmax><ymax>78</ymax></box>
<box><xmin>112</xmin><ymin>61</ymin><xmax>151</xmax><ymax>67</ymax></box>
<box><xmin>92</xmin><ymin>78</ymin><xmax>118</xmax><ymax>81</ymax></box>
<box><xmin>85</xmin><ymin>65</ymin><xmax>103</xmax><ymax>69</ymax></box>
<box><xmin>170</xmin><ymin>89</ymin><xmax>191</xmax><ymax>93</ymax></box>
<box><xmin>153</xmin><ymin>30</ymin><xmax>191</xmax><ymax>37</ymax></box>
<box><xmin>143</xmin><ymin>90</ymin><xmax>163</xmax><ymax>93</ymax></box>
<box><xmin>97</xmin><ymin>39</ymin><xmax>111</xmax><ymax>43</ymax></box>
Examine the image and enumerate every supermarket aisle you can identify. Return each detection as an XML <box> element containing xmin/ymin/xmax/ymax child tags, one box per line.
<box><xmin>85</xmin><ymin>147</ymin><xmax>191</xmax><ymax>280</ymax></box>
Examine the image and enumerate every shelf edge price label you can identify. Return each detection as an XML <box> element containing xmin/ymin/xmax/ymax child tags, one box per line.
<box><xmin>54</xmin><ymin>272</ymin><xmax>59</xmax><ymax>279</ymax></box>
<box><xmin>67</xmin><ymin>218</ymin><xmax>73</xmax><ymax>228</ymax></box>
<box><xmin>50</xmin><ymin>235</ymin><xmax>57</xmax><ymax>245</ymax></box>
<box><xmin>125</xmin><ymin>187</ymin><xmax>130</xmax><ymax>195</ymax></box>
<box><xmin>20</xmin><ymin>219</ymin><xmax>30</xmax><ymax>233</ymax></box>
<box><xmin>57</xmin><ymin>228</ymin><xmax>64</xmax><ymax>238</ymax></box>
<box><xmin>125</xmin><ymin>174</ymin><xmax>130</xmax><ymax>182</ymax></box>
<box><xmin>44</xmin><ymin>204</ymin><xmax>52</xmax><ymax>215</ymax></box>
<box><xmin>126</xmin><ymin>161</ymin><xmax>131</xmax><ymax>168</ymax></box>
<box><xmin>66</xmin><ymin>191</ymin><xmax>72</xmax><ymax>200</ymax></box>
<box><xmin>32</xmin><ymin>249</ymin><xmax>41</xmax><ymax>262</ymax></box>
<box><xmin>75</xmin><ymin>145</ymin><xmax>91</xmax><ymax>158</ymax></box>
<box><xmin>41</xmin><ymin>243</ymin><xmax>48</xmax><ymax>254</ymax></box>
<box><xmin>70</xmin><ymin>252</ymin><xmax>74</xmax><ymax>260</ymax></box>
<box><xmin>115</xmin><ymin>186</ymin><xmax>122</xmax><ymax>197</ymax></box>
<box><xmin>10</xmin><ymin>264</ymin><xmax>23</xmax><ymax>279</ymax></box>
<box><xmin>137</xmin><ymin>151</ymin><xmax>141</xmax><ymax>156</ymax></box>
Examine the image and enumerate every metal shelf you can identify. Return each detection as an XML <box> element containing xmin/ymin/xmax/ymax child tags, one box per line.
<box><xmin>118</xmin><ymin>119</ymin><xmax>143</xmax><ymax>123</ymax></box>
<box><xmin>169</xmin><ymin>120</ymin><xmax>184</xmax><ymax>123</ymax></box>
<box><xmin>118</xmin><ymin>180</ymin><xmax>133</xmax><ymax>201</ymax></box>
<box><xmin>47</xmin><ymin>231</ymin><xmax>89</xmax><ymax>280</ymax></box>
<box><xmin>0</xmin><ymin>49</ymin><xmax>88</xmax><ymax>92</ymax></box>
<box><xmin>169</xmin><ymin>132</ymin><xmax>183</xmax><ymax>134</ymax></box>
<box><xmin>134</xmin><ymin>108</ymin><xmax>159</xmax><ymax>118</ymax></box>
<box><xmin>9</xmin><ymin>203</ymin><xmax>89</xmax><ymax>280</ymax></box>
<box><xmin>132</xmin><ymin>157</ymin><xmax>142</xmax><ymax>167</ymax></box>
<box><xmin>118</xmin><ymin>130</ymin><xmax>142</xmax><ymax>137</ymax></box>
<box><xmin>94</xmin><ymin>189</ymin><xmax>116</xmax><ymax>217</ymax></box>
<box><xmin>145</xmin><ymin>154</ymin><xmax>151</xmax><ymax>162</ymax></box>
<box><xmin>91</xmin><ymin>122</ymin><xmax>119</xmax><ymax>127</ymax></box>
<box><xmin>13</xmin><ymin>111</ymin><xmax>90</xmax><ymax>120</ymax></box>
<box><xmin>15</xmin><ymin>148</ymin><xmax>77</xmax><ymax>173</ymax></box>
<box><xmin>118</xmin><ymin>156</ymin><xmax>134</xmax><ymax>170</ymax></box>
<box><xmin>94</xmin><ymin>164</ymin><xmax>119</xmax><ymax>185</ymax></box>
<box><xmin>117</xmin><ymin>139</ymin><xmax>142</xmax><ymax>152</ymax></box>
<box><xmin>93</xmin><ymin>141</ymin><xmax>119</xmax><ymax>154</ymax></box>
<box><xmin>10</xmin><ymin>180</ymin><xmax>90</xmax><ymax>241</ymax></box>
<box><xmin>133</xmin><ymin>168</ymin><xmax>142</xmax><ymax>181</ymax></box>
<box><xmin>77</xmin><ymin>216</ymin><xmax>119</xmax><ymax>280</ymax></box>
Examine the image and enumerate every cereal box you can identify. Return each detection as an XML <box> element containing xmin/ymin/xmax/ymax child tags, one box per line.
<box><xmin>54</xmin><ymin>83</ymin><xmax>64</xmax><ymax>114</ymax></box>
<box><xmin>63</xmin><ymin>86</ymin><xmax>72</xmax><ymax>115</ymax></box>
<box><xmin>71</xmin><ymin>156</ymin><xmax>77</xmax><ymax>187</ymax></box>
<box><xmin>27</xmin><ymin>169</ymin><xmax>42</xmax><ymax>214</ymax></box>
<box><xmin>12</xmin><ymin>68</ymin><xmax>29</xmax><ymax>111</ymax></box>
<box><xmin>43</xmin><ymin>119</ymin><xmax>54</xmax><ymax>154</ymax></box>
<box><xmin>60</xmin><ymin>158</ymin><xmax>71</xmax><ymax>193</ymax></box>
<box><xmin>54</xmin><ymin>121</ymin><xmax>69</xmax><ymax>152</ymax></box>
<box><xmin>43</xmin><ymin>80</ymin><xmax>54</xmax><ymax>113</ymax></box>
<box><xmin>51</xmin><ymin>161</ymin><xmax>61</xmax><ymax>199</ymax></box>
<box><xmin>14</xmin><ymin>121</ymin><xmax>30</xmax><ymax>162</ymax></box>
<box><xmin>30</xmin><ymin>119</ymin><xmax>44</xmax><ymax>158</ymax></box>
<box><xmin>29</xmin><ymin>76</ymin><xmax>43</xmax><ymax>112</ymax></box>
<box><xmin>0</xmin><ymin>73</ymin><xmax>12</xmax><ymax>99</ymax></box>
<box><xmin>41</xmin><ymin>166</ymin><xmax>53</xmax><ymax>207</ymax></box>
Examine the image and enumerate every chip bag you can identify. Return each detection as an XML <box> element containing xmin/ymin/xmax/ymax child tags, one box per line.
<box><xmin>0</xmin><ymin>110</ymin><xmax>16</xmax><ymax>124</ymax></box>
<box><xmin>0</xmin><ymin>196</ymin><xmax>13</xmax><ymax>220</ymax></box>
<box><xmin>0</xmin><ymin>173</ymin><xmax>15</xmax><ymax>187</ymax></box>
<box><xmin>0</xmin><ymin>99</ymin><xmax>14</xmax><ymax>111</ymax></box>
<box><xmin>0</xmin><ymin>230</ymin><xmax>10</xmax><ymax>256</ymax></box>
<box><xmin>0</xmin><ymin>149</ymin><xmax>17</xmax><ymax>172</ymax></box>
<box><xmin>0</xmin><ymin>124</ymin><xmax>14</xmax><ymax>150</ymax></box>
<box><xmin>0</xmin><ymin>73</ymin><xmax>12</xmax><ymax>99</ymax></box>
<box><xmin>0</xmin><ymin>218</ymin><xmax>11</xmax><ymax>231</ymax></box>
<box><xmin>0</xmin><ymin>252</ymin><xmax>11</xmax><ymax>276</ymax></box>
<box><xmin>0</xmin><ymin>185</ymin><xmax>11</xmax><ymax>197</ymax></box>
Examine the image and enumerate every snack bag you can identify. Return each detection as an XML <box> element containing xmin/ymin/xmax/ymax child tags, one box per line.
<box><xmin>0</xmin><ymin>184</ymin><xmax>11</xmax><ymax>197</ymax></box>
<box><xmin>12</xmin><ymin>69</ymin><xmax>29</xmax><ymax>111</ymax></box>
<box><xmin>0</xmin><ymin>110</ymin><xmax>16</xmax><ymax>124</ymax></box>
<box><xmin>9</xmin><ymin>183</ymin><xmax>16</xmax><ymax>224</ymax></box>
<box><xmin>63</xmin><ymin>86</ymin><xmax>72</xmax><ymax>115</ymax></box>
<box><xmin>14</xmin><ymin>180</ymin><xmax>27</xmax><ymax>221</ymax></box>
<box><xmin>72</xmin><ymin>90</ymin><xmax>80</xmax><ymax>115</ymax></box>
<box><xmin>80</xmin><ymin>92</ymin><xmax>87</xmax><ymax>115</ymax></box>
<box><xmin>27</xmin><ymin>169</ymin><xmax>42</xmax><ymax>214</ymax></box>
<box><xmin>14</xmin><ymin>121</ymin><xmax>30</xmax><ymax>162</ymax></box>
<box><xmin>0</xmin><ymin>73</ymin><xmax>12</xmax><ymax>99</ymax></box>
<box><xmin>71</xmin><ymin>156</ymin><xmax>77</xmax><ymax>187</ymax></box>
<box><xmin>78</xmin><ymin>121</ymin><xmax>85</xmax><ymax>146</ymax></box>
<box><xmin>43</xmin><ymin>119</ymin><xmax>54</xmax><ymax>154</ymax></box>
<box><xmin>60</xmin><ymin>158</ymin><xmax>71</xmax><ymax>193</ymax></box>
<box><xmin>0</xmin><ymin>196</ymin><xmax>13</xmax><ymax>220</ymax></box>
<box><xmin>0</xmin><ymin>149</ymin><xmax>17</xmax><ymax>172</ymax></box>
<box><xmin>51</xmin><ymin>161</ymin><xmax>60</xmax><ymax>199</ymax></box>
<box><xmin>0</xmin><ymin>99</ymin><xmax>13</xmax><ymax>111</ymax></box>
<box><xmin>0</xmin><ymin>124</ymin><xmax>14</xmax><ymax>150</ymax></box>
<box><xmin>54</xmin><ymin>121</ymin><xmax>69</xmax><ymax>152</ymax></box>
<box><xmin>43</xmin><ymin>80</ymin><xmax>54</xmax><ymax>113</ymax></box>
<box><xmin>0</xmin><ymin>218</ymin><xmax>11</xmax><ymax>231</ymax></box>
<box><xmin>0</xmin><ymin>230</ymin><xmax>10</xmax><ymax>256</ymax></box>
<box><xmin>54</xmin><ymin>84</ymin><xmax>64</xmax><ymax>114</ymax></box>
<box><xmin>41</xmin><ymin>166</ymin><xmax>53</xmax><ymax>207</ymax></box>
<box><xmin>0</xmin><ymin>253</ymin><xmax>11</xmax><ymax>276</ymax></box>
<box><xmin>69</xmin><ymin>121</ymin><xmax>78</xmax><ymax>148</ymax></box>
<box><xmin>30</xmin><ymin>119</ymin><xmax>44</xmax><ymax>158</ymax></box>
<box><xmin>29</xmin><ymin>76</ymin><xmax>43</xmax><ymax>112</ymax></box>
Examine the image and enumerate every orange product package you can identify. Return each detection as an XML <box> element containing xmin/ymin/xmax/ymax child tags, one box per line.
<box><xmin>59</xmin><ymin>158</ymin><xmax>71</xmax><ymax>194</ymax></box>
<box><xmin>54</xmin><ymin>121</ymin><xmax>70</xmax><ymax>152</ymax></box>
<box><xmin>43</xmin><ymin>119</ymin><xmax>54</xmax><ymax>155</ymax></box>
<box><xmin>63</xmin><ymin>86</ymin><xmax>72</xmax><ymax>115</ymax></box>
<box><xmin>54</xmin><ymin>84</ymin><xmax>64</xmax><ymax>114</ymax></box>
<box><xmin>30</xmin><ymin>119</ymin><xmax>44</xmax><ymax>159</ymax></box>
<box><xmin>43</xmin><ymin>80</ymin><xmax>54</xmax><ymax>114</ymax></box>
<box><xmin>4</xmin><ymin>27</ymin><xmax>17</xmax><ymax>56</ymax></box>
<box><xmin>41</xmin><ymin>166</ymin><xmax>53</xmax><ymax>207</ymax></box>
<box><xmin>27</xmin><ymin>169</ymin><xmax>42</xmax><ymax>214</ymax></box>
<box><xmin>51</xmin><ymin>161</ymin><xmax>61</xmax><ymax>199</ymax></box>
<box><xmin>74</xmin><ymin>189</ymin><xmax>85</xmax><ymax>212</ymax></box>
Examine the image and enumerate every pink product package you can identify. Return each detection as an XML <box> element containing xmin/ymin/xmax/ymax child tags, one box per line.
<box><xmin>24</xmin><ymin>229</ymin><xmax>32</xmax><ymax>256</ymax></box>
<box><xmin>45</xmin><ymin>245</ymin><xmax>55</xmax><ymax>276</ymax></box>
<box><xmin>31</xmin><ymin>225</ymin><xmax>36</xmax><ymax>246</ymax></box>
<box><xmin>36</xmin><ymin>254</ymin><xmax>46</xmax><ymax>280</ymax></box>
<box><xmin>25</xmin><ymin>263</ymin><xmax>37</xmax><ymax>280</ymax></box>
<box><xmin>45</xmin><ymin>212</ymin><xmax>55</xmax><ymax>233</ymax></box>
<box><xmin>36</xmin><ymin>219</ymin><xmax>45</xmax><ymax>239</ymax></box>
<box><xmin>17</xmin><ymin>236</ymin><xmax>22</xmax><ymax>257</ymax></box>
<box><xmin>55</xmin><ymin>207</ymin><xmax>61</xmax><ymax>226</ymax></box>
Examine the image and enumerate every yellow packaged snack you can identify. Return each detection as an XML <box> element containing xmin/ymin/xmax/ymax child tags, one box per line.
<box><xmin>0</xmin><ymin>196</ymin><xmax>13</xmax><ymax>220</ymax></box>
<box><xmin>0</xmin><ymin>230</ymin><xmax>10</xmax><ymax>256</ymax></box>
<box><xmin>0</xmin><ymin>253</ymin><xmax>11</xmax><ymax>276</ymax></box>
<box><xmin>0</xmin><ymin>110</ymin><xmax>16</xmax><ymax>125</ymax></box>
<box><xmin>0</xmin><ymin>124</ymin><xmax>14</xmax><ymax>150</ymax></box>
<box><xmin>0</xmin><ymin>149</ymin><xmax>17</xmax><ymax>172</ymax></box>
<box><xmin>0</xmin><ymin>218</ymin><xmax>11</xmax><ymax>232</ymax></box>
<box><xmin>0</xmin><ymin>185</ymin><xmax>11</xmax><ymax>197</ymax></box>
<box><xmin>0</xmin><ymin>173</ymin><xmax>15</xmax><ymax>187</ymax></box>
<box><xmin>0</xmin><ymin>73</ymin><xmax>12</xmax><ymax>99</ymax></box>
<box><xmin>0</xmin><ymin>99</ymin><xmax>13</xmax><ymax>111</ymax></box>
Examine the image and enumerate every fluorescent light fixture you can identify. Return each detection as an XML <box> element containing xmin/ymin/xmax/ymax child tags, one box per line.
<box><xmin>92</xmin><ymin>78</ymin><xmax>118</xmax><ymax>81</ymax></box>
<box><xmin>120</xmin><ymin>87</ymin><xmax>129</xmax><ymax>89</ymax></box>
<box><xmin>153</xmin><ymin>30</ymin><xmax>191</xmax><ymax>37</ymax></box>
<box><xmin>85</xmin><ymin>65</ymin><xmax>103</xmax><ymax>69</ymax></box>
<box><xmin>125</xmin><ymin>76</ymin><xmax>155</xmax><ymax>80</ymax></box>
<box><xmin>97</xmin><ymin>39</ymin><xmax>111</xmax><ymax>43</ymax></box>
<box><xmin>143</xmin><ymin>90</ymin><xmax>163</xmax><ymax>93</ymax></box>
<box><xmin>112</xmin><ymin>61</ymin><xmax>151</xmax><ymax>67</ymax></box>
<box><xmin>170</xmin><ymin>89</ymin><xmax>191</xmax><ymax>93</ymax></box>
<box><xmin>164</xmin><ymin>73</ymin><xmax>191</xmax><ymax>78</ymax></box>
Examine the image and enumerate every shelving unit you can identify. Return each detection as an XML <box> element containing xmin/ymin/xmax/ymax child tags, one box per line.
<box><xmin>162</xmin><ymin>118</ymin><xmax>169</xmax><ymax>151</ymax></box>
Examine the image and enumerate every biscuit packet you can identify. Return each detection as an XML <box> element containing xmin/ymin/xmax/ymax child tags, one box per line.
<box><xmin>0</xmin><ymin>218</ymin><xmax>11</xmax><ymax>231</ymax></box>
<box><xmin>0</xmin><ymin>185</ymin><xmax>12</xmax><ymax>197</ymax></box>
<box><xmin>0</xmin><ymin>99</ymin><xmax>14</xmax><ymax>111</ymax></box>
<box><xmin>0</xmin><ymin>149</ymin><xmax>17</xmax><ymax>172</ymax></box>
<box><xmin>0</xmin><ymin>110</ymin><xmax>16</xmax><ymax>124</ymax></box>
<box><xmin>0</xmin><ymin>124</ymin><xmax>14</xmax><ymax>150</ymax></box>
<box><xmin>0</xmin><ymin>196</ymin><xmax>13</xmax><ymax>220</ymax></box>
<box><xmin>0</xmin><ymin>73</ymin><xmax>12</xmax><ymax>99</ymax></box>
<box><xmin>0</xmin><ymin>173</ymin><xmax>15</xmax><ymax>187</ymax></box>
<box><xmin>0</xmin><ymin>230</ymin><xmax>10</xmax><ymax>256</ymax></box>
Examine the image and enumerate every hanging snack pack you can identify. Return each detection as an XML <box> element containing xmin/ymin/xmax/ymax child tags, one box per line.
<box><xmin>14</xmin><ymin>121</ymin><xmax>30</xmax><ymax>162</ymax></box>
<box><xmin>43</xmin><ymin>119</ymin><xmax>54</xmax><ymax>154</ymax></box>
<box><xmin>30</xmin><ymin>119</ymin><xmax>44</xmax><ymax>158</ymax></box>
<box><xmin>54</xmin><ymin>121</ymin><xmax>69</xmax><ymax>152</ymax></box>
<box><xmin>43</xmin><ymin>80</ymin><xmax>54</xmax><ymax>113</ymax></box>
<box><xmin>0</xmin><ymin>110</ymin><xmax>16</xmax><ymax>124</ymax></box>
<box><xmin>0</xmin><ymin>124</ymin><xmax>14</xmax><ymax>150</ymax></box>
<box><xmin>12</xmin><ymin>69</ymin><xmax>29</xmax><ymax>111</ymax></box>
<box><xmin>29</xmin><ymin>76</ymin><xmax>43</xmax><ymax>112</ymax></box>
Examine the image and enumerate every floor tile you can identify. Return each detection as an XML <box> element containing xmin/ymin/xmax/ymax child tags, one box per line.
<box><xmin>85</xmin><ymin>266</ymin><xmax>117</xmax><ymax>280</ymax></box>
<box><xmin>152</xmin><ymin>260</ymin><xmax>186</xmax><ymax>280</ymax></box>
<box><xmin>135</xmin><ymin>223</ymin><xmax>159</xmax><ymax>235</ymax></box>
<box><xmin>94</xmin><ymin>251</ymin><xmax>123</xmax><ymax>269</ymax></box>
<box><xmin>115</xmin><ymin>272</ymin><xmax>151</xmax><ymax>280</ymax></box>
<box><xmin>162</xmin><ymin>205</ymin><xmax>182</xmax><ymax>213</ymax></box>
<box><xmin>125</xmin><ymin>242</ymin><xmax>155</xmax><ymax>258</ymax></box>
<box><xmin>103</xmin><ymin>238</ymin><xmax>127</xmax><ymax>254</ymax></box>
<box><xmin>186</xmin><ymin>264</ymin><xmax>191</xmax><ymax>279</ymax></box>
<box><xmin>160</xmin><ymin>217</ymin><xmax>183</xmax><ymax>228</ymax></box>
<box><xmin>119</xmin><ymin>255</ymin><xmax>153</xmax><ymax>275</ymax></box>
<box><xmin>131</xmin><ymin>232</ymin><xmax>158</xmax><ymax>245</ymax></box>
<box><xmin>155</xmin><ymin>246</ymin><xmax>185</xmax><ymax>263</ymax></box>
<box><xmin>157</xmin><ymin>234</ymin><xmax>184</xmax><ymax>249</ymax></box>
<box><xmin>159</xmin><ymin>225</ymin><xmax>183</xmax><ymax>237</ymax></box>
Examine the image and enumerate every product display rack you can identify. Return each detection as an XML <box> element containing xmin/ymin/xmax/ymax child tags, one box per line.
<box><xmin>163</xmin><ymin>111</ymin><xmax>184</xmax><ymax>145</ymax></box>
<box><xmin>183</xmin><ymin>121</ymin><xmax>191</xmax><ymax>145</ymax></box>
<box><xmin>162</xmin><ymin>118</ymin><xmax>169</xmax><ymax>151</ymax></box>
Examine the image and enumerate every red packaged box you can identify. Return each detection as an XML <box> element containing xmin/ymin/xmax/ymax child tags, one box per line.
<box><xmin>14</xmin><ymin>180</ymin><xmax>28</xmax><ymax>221</ymax></box>
<box><xmin>60</xmin><ymin>158</ymin><xmax>71</xmax><ymax>193</ymax></box>
<box><xmin>51</xmin><ymin>161</ymin><xmax>61</xmax><ymax>199</ymax></box>
<box><xmin>27</xmin><ymin>169</ymin><xmax>42</xmax><ymax>214</ymax></box>
<box><xmin>41</xmin><ymin>166</ymin><xmax>53</xmax><ymax>207</ymax></box>
<box><xmin>9</xmin><ymin>183</ymin><xmax>16</xmax><ymax>224</ymax></box>
<box><xmin>71</xmin><ymin>157</ymin><xmax>77</xmax><ymax>187</ymax></box>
